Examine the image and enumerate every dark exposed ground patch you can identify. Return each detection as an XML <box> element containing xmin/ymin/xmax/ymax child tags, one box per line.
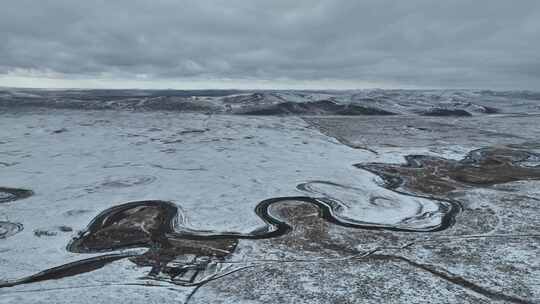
<box><xmin>0</xmin><ymin>187</ymin><xmax>33</xmax><ymax>203</ymax></box>
<box><xmin>357</xmin><ymin>147</ymin><xmax>540</xmax><ymax>197</ymax></box>
<box><xmin>238</xmin><ymin>100</ymin><xmax>396</xmax><ymax>116</ymax></box>
<box><xmin>33</xmin><ymin>229</ymin><xmax>58</xmax><ymax>237</ymax></box>
<box><xmin>420</xmin><ymin>108</ymin><xmax>472</xmax><ymax>117</ymax></box>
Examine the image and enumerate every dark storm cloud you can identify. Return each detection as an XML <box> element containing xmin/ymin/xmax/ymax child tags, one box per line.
<box><xmin>1</xmin><ymin>0</ymin><xmax>540</xmax><ymax>88</ymax></box>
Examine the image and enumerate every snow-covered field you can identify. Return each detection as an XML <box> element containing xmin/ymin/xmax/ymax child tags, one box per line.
<box><xmin>1</xmin><ymin>91</ymin><xmax>539</xmax><ymax>303</ymax></box>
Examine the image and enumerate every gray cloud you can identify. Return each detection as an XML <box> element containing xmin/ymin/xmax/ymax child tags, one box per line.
<box><xmin>1</xmin><ymin>0</ymin><xmax>539</xmax><ymax>89</ymax></box>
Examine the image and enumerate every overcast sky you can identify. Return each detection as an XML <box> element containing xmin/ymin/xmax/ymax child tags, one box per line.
<box><xmin>1</xmin><ymin>0</ymin><xmax>539</xmax><ymax>89</ymax></box>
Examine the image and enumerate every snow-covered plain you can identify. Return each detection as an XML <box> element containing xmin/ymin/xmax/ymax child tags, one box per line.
<box><xmin>0</xmin><ymin>91</ymin><xmax>539</xmax><ymax>303</ymax></box>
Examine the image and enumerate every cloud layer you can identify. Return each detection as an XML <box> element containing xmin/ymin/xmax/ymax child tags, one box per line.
<box><xmin>1</xmin><ymin>0</ymin><xmax>539</xmax><ymax>89</ymax></box>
